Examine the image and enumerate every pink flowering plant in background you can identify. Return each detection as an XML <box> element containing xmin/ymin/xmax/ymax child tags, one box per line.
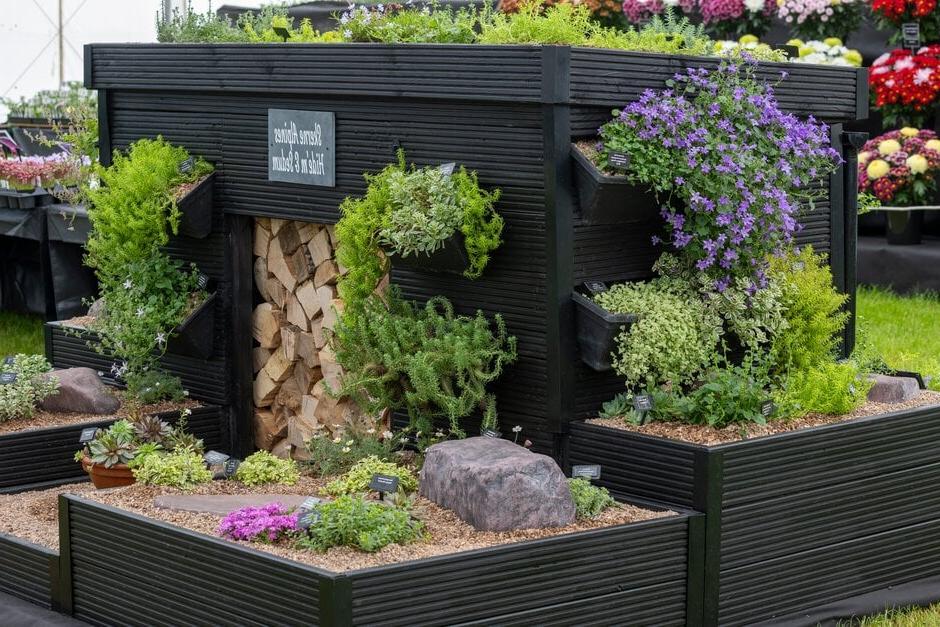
<box><xmin>621</xmin><ymin>0</ymin><xmax>696</xmax><ymax>24</ymax></box>
<box><xmin>699</xmin><ymin>0</ymin><xmax>776</xmax><ymax>38</ymax></box>
<box><xmin>776</xmin><ymin>0</ymin><xmax>862</xmax><ymax>41</ymax></box>
<box><xmin>597</xmin><ymin>58</ymin><xmax>840</xmax><ymax>293</ymax></box>
<box><xmin>858</xmin><ymin>128</ymin><xmax>940</xmax><ymax>206</ymax></box>
<box><xmin>0</xmin><ymin>153</ymin><xmax>82</xmax><ymax>189</ymax></box>
<box><xmin>218</xmin><ymin>503</ymin><xmax>300</xmax><ymax>543</ymax></box>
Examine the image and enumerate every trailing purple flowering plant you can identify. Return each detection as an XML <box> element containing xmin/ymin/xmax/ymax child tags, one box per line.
<box><xmin>218</xmin><ymin>503</ymin><xmax>300</xmax><ymax>543</ymax></box>
<box><xmin>597</xmin><ymin>59</ymin><xmax>841</xmax><ymax>293</ymax></box>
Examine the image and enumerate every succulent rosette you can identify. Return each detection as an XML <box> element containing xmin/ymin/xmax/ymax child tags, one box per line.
<box><xmin>621</xmin><ymin>0</ymin><xmax>696</xmax><ymax>23</ymax></box>
<box><xmin>859</xmin><ymin>128</ymin><xmax>940</xmax><ymax>206</ymax></box>
<box><xmin>776</xmin><ymin>0</ymin><xmax>862</xmax><ymax>41</ymax></box>
<box><xmin>871</xmin><ymin>0</ymin><xmax>940</xmax><ymax>44</ymax></box>
<box><xmin>869</xmin><ymin>46</ymin><xmax>940</xmax><ymax>127</ymax></box>
<box><xmin>788</xmin><ymin>37</ymin><xmax>863</xmax><ymax>66</ymax></box>
<box><xmin>699</xmin><ymin>0</ymin><xmax>776</xmax><ymax>38</ymax></box>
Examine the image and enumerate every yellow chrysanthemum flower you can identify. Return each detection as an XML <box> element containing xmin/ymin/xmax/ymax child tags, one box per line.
<box><xmin>907</xmin><ymin>154</ymin><xmax>929</xmax><ymax>174</ymax></box>
<box><xmin>823</xmin><ymin>37</ymin><xmax>843</xmax><ymax>47</ymax></box>
<box><xmin>878</xmin><ymin>139</ymin><xmax>902</xmax><ymax>155</ymax></box>
<box><xmin>858</xmin><ymin>151</ymin><xmax>872</xmax><ymax>165</ymax></box>
<box><xmin>843</xmin><ymin>50</ymin><xmax>863</xmax><ymax>67</ymax></box>
<box><xmin>900</xmin><ymin>127</ymin><xmax>920</xmax><ymax>137</ymax></box>
<box><xmin>739</xmin><ymin>34</ymin><xmax>759</xmax><ymax>45</ymax></box>
<box><xmin>926</xmin><ymin>139</ymin><xmax>940</xmax><ymax>151</ymax></box>
<box><xmin>786</xmin><ymin>38</ymin><xmax>804</xmax><ymax>47</ymax></box>
<box><xmin>867</xmin><ymin>160</ymin><xmax>890</xmax><ymax>179</ymax></box>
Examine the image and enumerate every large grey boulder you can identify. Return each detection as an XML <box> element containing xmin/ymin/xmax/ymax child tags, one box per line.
<box><xmin>39</xmin><ymin>367</ymin><xmax>120</xmax><ymax>414</ymax></box>
<box><xmin>867</xmin><ymin>375</ymin><xmax>921</xmax><ymax>404</ymax></box>
<box><xmin>420</xmin><ymin>437</ymin><xmax>575</xmax><ymax>531</ymax></box>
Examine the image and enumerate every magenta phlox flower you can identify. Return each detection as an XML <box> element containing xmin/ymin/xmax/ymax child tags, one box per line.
<box><xmin>219</xmin><ymin>503</ymin><xmax>300</xmax><ymax>543</ymax></box>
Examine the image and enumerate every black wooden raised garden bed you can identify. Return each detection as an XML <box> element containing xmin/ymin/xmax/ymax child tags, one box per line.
<box><xmin>57</xmin><ymin>494</ymin><xmax>704</xmax><ymax>626</ymax></box>
<box><xmin>567</xmin><ymin>402</ymin><xmax>940</xmax><ymax>626</ymax></box>
<box><xmin>570</xmin><ymin>144</ymin><xmax>660</xmax><ymax>226</ymax></box>
<box><xmin>0</xmin><ymin>404</ymin><xmax>225</xmax><ymax>494</ymax></box>
<box><xmin>175</xmin><ymin>171</ymin><xmax>215</xmax><ymax>239</ymax></box>
<box><xmin>571</xmin><ymin>291</ymin><xmax>635</xmax><ymax>372</ymax></box>
<box><xmin>386</xmin><ymin>231</ymin><xmax>470</xmax><ymax>276</ymax></box>
<box><xmin>0</xmin><ymin>533</ymin><xmax>58</xmax><ymax>609</ymax></box>
<box><xmin>164</xmin><ymin>291</ymin><xmax>217</xmax><ymax>360</ymax></box>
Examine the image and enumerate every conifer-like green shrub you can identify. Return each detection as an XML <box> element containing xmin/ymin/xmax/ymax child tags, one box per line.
<box><xmin>335</xmin><ymin>151</ymin><xmax>502</xmax><ymax>314</ymax></box>
<box><xmin>330</xmin><ymin>289</ymin><xmax>517</xmax><ymax>435</ymax></box>
<box><xmin>776</xmin><ymin>361</ymin><xmax>871</xmax><ymax>417</ymax></box>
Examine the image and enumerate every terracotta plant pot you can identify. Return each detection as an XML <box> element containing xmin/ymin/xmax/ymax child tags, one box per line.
<box><xmin>81</xmin><ymin>455</ymin><xmax>136</xmax><ymax>489</ymax></box>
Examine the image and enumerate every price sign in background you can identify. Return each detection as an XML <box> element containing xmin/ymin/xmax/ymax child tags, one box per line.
<box><xmin>268</xmin><ymin>109</ymin><xmax>335</xmax><ymax>187</ymax></box>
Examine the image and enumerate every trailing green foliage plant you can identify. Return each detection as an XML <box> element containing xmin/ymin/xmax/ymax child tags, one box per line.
<box><xmin>767</xmin><ymin>246</ymin><xmax>849</xmax><ymax>373</ymax></box>
<box><xmin>593</xmin><ymin>278</ymin><xmax>721</xmax><ymax>389</ymax></box>
<box><xmin>295</xmin><ymin>494</ymin><xmax>425</xmax><ymax>553</ymax></box>
<box><xmin>684</xmin><ymin>361</ymin><xmax>772</xmax><ymax>428</ymax></box>
<box><xmin>339</xmin><ymin>3</ymin><xmax>480</xmax><ymax>43</ymax></box>
<box><xmin>335</xmin><ymin>151</ymin><xmax>502</xmax><ymax>313</ymax></box>
<box><xmin>568</xmin><ymin>478</ymin><xmax>616</xmax><ymax>519</ymax></box>
<box><xmin>235</xmin><ymin>451</ymin><xmax>300</xmax><ymax>486</ymax></box>
<box><xmin>776</xmin><ymin>361</ymin><xmax>871</xmax><ymax>417</ymax></box>
<box><xmin>124</xmin><ymin>368</ymin><xmax>187</xmax><ymax>406</ymax></box>
<box><xmin>330</xmin><ymin>289</ymin><xmax>517</xmax><ymax>435</ymax></box>
<box><xmin>324</xmin><ymin>456</ymin><xmax>418</xmax><ymax>496</ymax></box>
<box><xmin>132</xmin><ymin>450</ymin><xmax>213</xmax><ymax>489</ymax></box>
<box><xmin>158</xmin><ymin>5</ymin><xmax>335</xmax><ymax>43</ymax></box>
<box><xmin>0</xmin><ymin>354</ymin><xmax>58</xmax><ymax>423</ymax></box>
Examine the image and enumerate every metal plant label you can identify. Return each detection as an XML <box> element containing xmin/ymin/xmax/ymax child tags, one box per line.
<box><xmin>179</xmin><ymin>156</ymin><xmax>195</xmax><ymax>174</ymax></box>
<box><xmin>633</xmin><ymin>394</ymin><xmax>653</xmax><ymax>412</ymax></box>
<box><xmin>572</xmin><ymin>464</ymin><xmax>602</xmax><ymax>480</ymax></box>
<box><xmin>902</xmin><ymin>23</ymin><xmax>921</xmax><ymax>50</ymax></box>
<box><xmin>0</xmin><ymin>372</ymin><xmax>16</xmax><ymax>385</ymax></box>
<box><xmin>608</xmin><ymin>152</ymin><xmax>630</xmax><ymax>171</ymax></box>
<box><xmin>297</xmin><ymin>509</ymin><xmax>321</xmax><ymax>530</ymax></box>
<box><xmin>761</xmin><ymin>400</ymin><xmax>775</xmax><ymax>418</ymax></box>
<box><xmin>268</xmin><ymin>109</ymin><xmax>335</xmax><ymax>187</ymax></box>
<box><xmin>203</xmin><ymin>450</ymin><xmax>230</xmax><ymax>466</ymax></box>
<box><xmin>439</xmin><ymin>162</ymin><xmax>456</xmax><ymax>176</ymax></box>
<box><xmin>79</xmin><ymin>427</ymin><xmax>99</xmax><ymax>444</ymax></box>
<box><xmin>223</xmin><ymin>459</ymin><xmax>241</xmax><ymax>478</ymax></box>
<box><xmin>369</xmin><ymin>473</ymin><xmax>400</xmax><ymax>494</ymax></box>
<box><xmin>583</xmin><ymin>280</ymin><xmax>608</xmax><ymax>295</ymax></box>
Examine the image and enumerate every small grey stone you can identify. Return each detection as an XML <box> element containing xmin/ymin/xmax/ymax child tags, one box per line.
<box><xmin>867</xmin><ymin>374</ymin><xmax>920</xmax><ymax>404</ymax></box>
<box><xmin>154</xmin><ymin>494</ymin><xmax>311</xmax><ymax>517</ymax></box>
<box><xmin>39</xmin><ymin>367</ymin><xmax>120</xmax><ymax>414</ymax></box>
<box><xmin>87</xmin><ymin>298</ymin><xmax>106</xmax><ymax>318</ymax></box>
<box><xmin>419</xmin><ymin>437</ymin><xmax>575</xmax><ymax>532</ymax></box>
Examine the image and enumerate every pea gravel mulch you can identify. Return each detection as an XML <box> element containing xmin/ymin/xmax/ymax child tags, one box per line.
<box><xmin>589</xmin><ymin>390</ymin><xmax>940</xmax><ymax>446</ymax></box>
<box><xmin>0</xmin><ymin>477</ymin><xmax>672</xmax><ymax>572</ymax></box>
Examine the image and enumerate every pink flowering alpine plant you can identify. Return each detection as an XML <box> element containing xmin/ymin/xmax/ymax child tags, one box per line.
<box><xmin>597</xmin><ymin>58</ymin><xmax>841</xmax><ymax>293</ymax></box>
<box><xmin>218</xmin><ymin>503</ymin><xmax>300</xmax><ymax>543</ymax></box>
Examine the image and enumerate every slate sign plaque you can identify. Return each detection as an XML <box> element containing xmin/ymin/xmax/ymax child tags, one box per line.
<box><xmin>633</xmin><ymin>394</ymin><xmax>653</xmax><ymax>412</ymax></box>
<box><xmin>0</xmin><ymin>373</ymin><xmax>16</xmax><ymax>385</ymax></box>
<box><xmin>223</xmin><ymin>458</ymin><xmax>241</xmax><ymax>478</ymax></box>
<box><xmin>79</xmin><ymin>427</ymin><xmax>99</xmax><ymax>444</ymax></box>
<box><xmin>369</xmin><ymin>473</ymin><xmax>400</xmax><ymax>494</ymax></box>
<box><xmin>903</xmin><ymin>23</ymin><xmax>921</xmax><ymax>50</ymax></box>
<box><xmin>572</xmin><ymin>464</ymin><xmax>602</xmax><ymax>480</ymax></box>
<box><xmin>608</xmin><ymin>152</ymin><xmax>630</xmax><ymax>171</ymax></box>
<box><xmin>268</xmin><ymin>109</ymin><xmax>335</xmax><ymax>187</ymax></box>
<box><xmin>761</xmin><ymin>400</ymin><xmax>775</xmax><ymax>418</ymax></box>
<box><xmin>204</xmin><ymin>451</ymin><xmax>230</xmax><ymax>466</ymax></box>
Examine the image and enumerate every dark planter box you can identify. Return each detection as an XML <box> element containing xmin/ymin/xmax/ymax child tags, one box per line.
<box><xmin>572</xmin><ymin>291</ymin><xmax>635</xmax><ymax>371</ymax></box>
<box><xmin>175</xmin><ymin>172</ymin><xmax>215</xmax><ymax>239</ymax></box>
<box><xmin>5</xmin><ymin>188</ymin><xmax>55</xmax><ymax>209</ymax></box>
<box><xmin>567</xmin><ymin>402</ymin><xmax>940</xmax><ymax>625</ymax></box>
<box><xmin>387</xmin><ymin>231</ymin><xmax>470</xmax><ymax>276</ymax></box>
<box><xmin>58</xmin><ymin>495</ymin><xmax>704</xmax><ymax>626</ymax></box>
<box><xmin>45</xmin><ymin>319</ymin><xmax>228</xmax><ymax>406</ymax></box>
<box><xmin>886</xmin><ymin>209</ymin><xmax>924</xmax><ymax>245</ymax></box>
<box><xmin>165</xmin><ymin>291</ymin><xmax>217</xmax><ymax>360</ymax></box>
<box><xmin>0</xmin><ymin>404</ymin><xmax>225</xmax><ymax>494</ymax></box>
<box><xmin>571</xmin><ymin>145</ymin><xmax>660</xmax><ymax>226</ymax></box>
<box><xmin>0</xmin><ymin>533</ymin><xmax>58</xmax><ymax>609</ymax></box>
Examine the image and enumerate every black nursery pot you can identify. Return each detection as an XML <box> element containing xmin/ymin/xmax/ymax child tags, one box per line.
<box><xmin>175</xmin><ymin>172</ymin><xmax>215</xmax><ymax>239</ymax></box>
<box><xmin>165</xmin><ymin>292</ymin><xmax>217</xmax><ymax>360</ymax></box>
<box><xmin>386</xmin><ymin>231</ymin><xmax>470</xmax><ymax>275</ymax></box>
<box><xmin>570</xmin><ymin>144</ymin><xmax>660</xmax><ymax>226</ymax></box>
<box><xmin>572</xmin><ymin>291</ymin><xmax>636</xmax><ymax>372</ymax></box>
<box><xmin>885</xmin><ymin>209</ymin><xmax>924</xmax><ymax>245</ymax></box>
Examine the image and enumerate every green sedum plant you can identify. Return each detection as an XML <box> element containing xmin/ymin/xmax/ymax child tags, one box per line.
<box><xmin>594</xmin><ymin>278</ymin><xmax>721</xmax><ymax>389</ymax></box>
<box><xmin>335</xmin><ymin>151</ymin><xmax>502</xmax><ymax>313</ymax></box>
<box><xmin>132</xmin><ymin>450</ymin><xmax>213</xmax><ymax>489</ymax></box>
<box><xmin>0</xmin><ymin>354</ymin><xmax>58</xmax><ymax>423</ymax></box>
<box><xmin>235</xmin><ymin>451</ymin><xmax>300</xmax><ymax>486</ymax></box>
<box><xmin>331</xmin><ymin>289</ymin><xmax>517</xmax><ymax>435</ymax></box>
<box><xmin>568</xmin><ymin>478</ymin><xmax>616</xmax><ymax>519</ymax></box>
<box><xmin>295</xmin><ymin>494</ymin><xmax>425</xmax><ymax>553</ymax></box>
<box><xmin>324</xmin><ymin>456</ymin><xmax>418</xmax><ymax>497</ymax></box>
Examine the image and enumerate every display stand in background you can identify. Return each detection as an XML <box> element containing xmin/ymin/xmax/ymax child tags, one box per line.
<box><xmin>858</xmin><ymin>210</ymin><xmax>940</xmax><ymax>293</ymax></box>
<box><xmin>0</xmin><ymin>204</ymin><xmax>95</xmax><ymax>320</ymax></box>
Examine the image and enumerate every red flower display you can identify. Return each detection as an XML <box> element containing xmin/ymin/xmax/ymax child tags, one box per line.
<box><xmin>869</xmin><ymin>46</ymin><xmax>940</xmax><ymax>127</ymax></box>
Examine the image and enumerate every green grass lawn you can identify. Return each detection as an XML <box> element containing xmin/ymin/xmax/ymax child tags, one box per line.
<box><xmin>856</xmin><ymin>286</ymin><xmax>940</xmax><ymax>390</ymax></box>
<box><xmin>843</xmin><ymin>603</ymin><xmax>940</xmax><ymax>626</ymax></box>
<box><xmin>0</xmin><ymin>310</ymin><xmax>45</xmax><ymax>356</ymax></box>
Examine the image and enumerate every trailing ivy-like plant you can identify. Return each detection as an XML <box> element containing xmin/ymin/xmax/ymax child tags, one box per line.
<box><xmin>330</xmin><ymin>289</ymin><xmax>517</xmax><ymax>436</ymax></box>
<box><xmin>335</xmin><ymin>150</ymin><xmax>502</xmax><ymax>314</ymax></box>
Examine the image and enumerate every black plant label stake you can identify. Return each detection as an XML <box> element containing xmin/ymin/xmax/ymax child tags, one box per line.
<box><xmin>438</xmin><ymin>162</ymin><xmax>456</xmax><ymax>177</ymax></box>
<box><xmin>203</xmin><ymin>450</ymin><xmax>230</xmax><ymax>466</ymax></box>
<box><xmin>0</xmin><ymin>372</ymin><xmax>17</xmax><ymax>385</ymax></box>
<box><xmin>179</xmin><ymin>157</ymin><xmax>195</xmax><ymax>174</ymax></box>
<box><xmin>79</xmin><ymin>427</ymin><xmax>99</xmax><ymax>444</ymax></box>
<box><xmin>571</xmin><ymin>464</ymin><xmax>602</xmax><ymax>481</ymax></box>
<box><xmin>297</xmin><ymin>497</ymin><xmax>322</xmax><ymax>531</ymax></box>
<box><xmin>223</xmin><ymin>458</ymin><xmax>241</xmax><ymax>478</ymax></box>
<box><xmin>370</xmin><ymin>473</ymin><xmax>400</xmax><ymax>501</ymax></box>
<box><xmin>582</xmin><ymin>281</ymin><xmax>608</xmax><ymax>295</ymax></box>
<box><xmin>903</xmin><ymin>23</ymin><xmax>921</xmax><ymax>50</ymax></box>
<box><xmin>761</xmin><ymin>400</ymin><xmax>775</xmax><ymax>419</ymax></box>
<box><xmin>2</xmin><ymin>355</ymin><xmax>14</xmax><ymax>366</ymax></box>
<box><xmin>608</xmin><ymin>152</ymin><xmax>630</xmax><ymax>172</ymax></box>
<box><xmin>633</xmin><ymin>394</ymin><xmax>653</xmax><ymax>425</ymax></box>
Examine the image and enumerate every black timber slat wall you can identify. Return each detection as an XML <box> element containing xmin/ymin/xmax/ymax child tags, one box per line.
<box><xmin>65</xmin><ymin>498</ymin><xmax>324</xmax><ymax>626</ymax></box>
<box><xmin>714</xmin><ymin>406</ymin><xmax>940</xmax><ymax>625</ymax></box>
<box><xmin>347</xmin><ymin>516</ymin><xmax>694</xmax><ymax>626</ymax></box>
<box><xmin>0</xmin><ymin>535</ymin><xmax>55</xmax><ymax>608</ymax></box>
<box><xmin>87</xmin><ymin>43</ymin><xmax>864</xmax><ymax>450</ymax></box>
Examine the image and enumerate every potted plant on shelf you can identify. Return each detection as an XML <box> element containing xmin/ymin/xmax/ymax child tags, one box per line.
<box><xmin>869</xmin><ymin>46</ymin><xmax>940</xmax><ymax>128</ymax></box>
<box><xmin>858</xmin><ymin>128</ymin><xmax>940</xmax><ymax>245</ymax></box>
<box><xmin>335</xmin><ymin>150</ymin><xmax>503</xmax><ymax>310</ymax></box>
